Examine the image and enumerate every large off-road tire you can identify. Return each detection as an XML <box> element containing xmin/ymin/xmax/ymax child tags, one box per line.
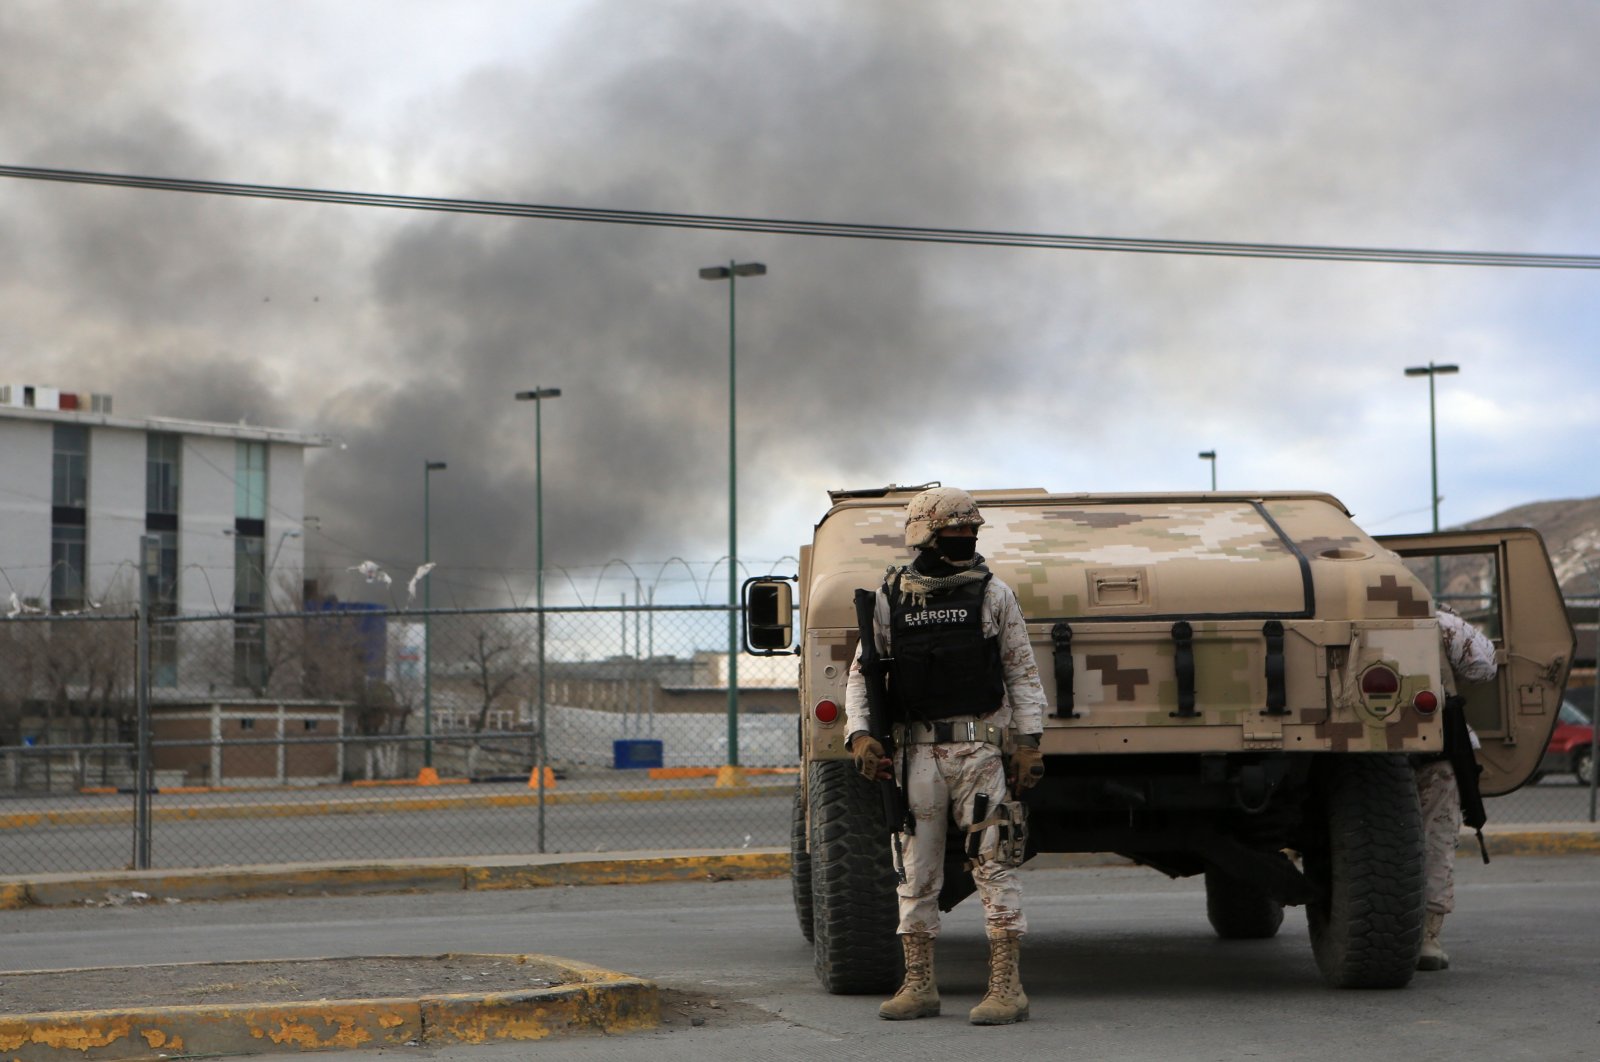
<box><xmin>808</xmin><ymin>759</ymin><xmax>901</xmax><ymax>994</ymax></box>
<box><xmin>1302</xmin><ymin>755</ymin><xmax>1424</xmax><ymax>989</ymax></box>
<box><xmin>790</xmin><ymin>781</ymin><xmax>814</xmax><ymax>943</ymax></box>
<box><xmin>1204</xmin><ymin>866</ymin><xmax>1285</xmax><ymax>940</ymax></box>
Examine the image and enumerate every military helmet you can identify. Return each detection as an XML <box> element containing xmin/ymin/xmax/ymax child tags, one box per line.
<box><xmin>904</xmin><ymin>487</ymin><xmax>985</xmax><ymax>548</ymax></box>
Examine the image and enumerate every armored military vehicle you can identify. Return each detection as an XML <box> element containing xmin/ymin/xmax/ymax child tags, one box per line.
<box><xmin>743</xmin><ymin>485</ymin><xmax>1573</xmax><ymax>992</ymax></box>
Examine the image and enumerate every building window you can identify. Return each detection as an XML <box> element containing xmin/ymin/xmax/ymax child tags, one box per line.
<box><xmin>240</xmin><ymin>718</ymin><xmax>255</xmax><ymax>731</ymax></box>
<box><xmin>233</xmin><ymin>438</ymin><xmax>268</xmax><ymax>689</ymax></box>
<box><xmin>52</xmin><ymin>425</ymin><xmax>89</xmax><ymax>508</ymax></box>
<box><xmin>234</xmin><ymin>534</ymin><xmax>265</xmax><ymax>611</ymax></box>
<box><xmin>148</xmin><ymin>529</ymin><xmax>180</xmax><ymax>688</ymax></box>
<box><xmin>303</xmin><ymin>719</ymin><xmax>319</xmax><ymax>731</ymax></box>
<box><xmin>50</xmin><ymin>426</ymin><xmax>90</xmax><ymax>613</ymax></box>
<box><xmin>50</xmin><ymin>525</ymin><xmax>86</xmax><ymax>613</ymax></box>
<box><xmin>144</xmin><ymin>435</ymin><xmax>182</xmax><ymax>687</ymax></box>
<box><xmin>234</xmin><ymin>532</ymin><xmax>267</xmax><ymax>689</ymax></box>
<box><xmin>235</xmin><ymin>441</ymin><xmax>266</xmax><ymax>520</ymax></box>
<box><xmin>147</xmin><ymin>433</ymin><xmax>181</xmax><ymax>515</ymax></box>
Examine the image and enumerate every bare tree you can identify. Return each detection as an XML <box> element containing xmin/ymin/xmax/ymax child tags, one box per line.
<box><xmin>460</xmin><ymin>618</ymin><xmax>531</xmax><ymax>776</ymax></box>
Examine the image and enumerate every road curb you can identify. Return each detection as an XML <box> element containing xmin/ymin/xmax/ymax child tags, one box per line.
<box><xmin>2</xmin><ymin>826</ymin><xmax>1594</xmax><ymax>912</ymax></box>
<box><xmin>0</xmin><ymin>782</ymin><xmax>791</xmax><ymax>832</ymax></box>
<box><xmin>0</xmin><ymin>954</ymin><xmax>657</xmax><ymax>1061</ymax></box>
<box><xmin>0</xmin><ymin>850</ymin><xmax>792</xmax><ymax>911</ymax></box>
<box><xmin>1474</xmin><ymin>824</ymin><xmax>1600</xmax><ymax>857</ymax></box>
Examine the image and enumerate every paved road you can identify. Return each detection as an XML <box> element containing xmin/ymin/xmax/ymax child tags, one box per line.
<box><xmin>0</xmin><ymin>776</ymin><xmax>794</xmax><ymax>874</ymax></box>
<box><xmin>3</xmin><ymin>856</ymin><xmax>1596</xmax><ymax>1060</ymax></box>
<box><xmin>2</xmin><ymin>773</ymin><xmax>1593</xmax><ymax>876</ymax></box>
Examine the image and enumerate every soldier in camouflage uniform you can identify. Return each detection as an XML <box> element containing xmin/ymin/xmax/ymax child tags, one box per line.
<box><xmin>844</xmin><ymin>487</ymin><xmax>1048</xmax><ymax>1025</ymax></box>
<box><xmin>1415</xmin><ymin>606</ymin><xmax>1497</xmax><ymax>971</ymax></box>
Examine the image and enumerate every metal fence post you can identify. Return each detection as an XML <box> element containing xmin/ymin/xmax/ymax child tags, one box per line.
<box><xmin>134</xmin><ymin>535</ymin><xmax>156</xmax><ymax>869</ymax></box>
<box><xmin>536</xmin><ymin>604</ymin><xmax>546</xmax><ymax>855</ymax></box>
<box><xmin>1588</xmin><ymin>666</ymin><xmax>1598</xmax><ymax>823</ymax></box>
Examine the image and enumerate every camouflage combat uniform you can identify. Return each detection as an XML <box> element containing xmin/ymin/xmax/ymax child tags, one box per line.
<box><xmin>1418</xmin><ymin>608</ymin><xmax>1498</xmax><ymax>915</ymax></box>
<box><xmin>845</xmin><ymin>573</ymin><xmax>1048</xmax><ymax>937</ymax></box>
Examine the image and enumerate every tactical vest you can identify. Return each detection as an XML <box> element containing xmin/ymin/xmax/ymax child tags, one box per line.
<box><xmin>886</xmin><ymin>570</ymin><xmax>1005</xmax><ymax>722</ymax></box>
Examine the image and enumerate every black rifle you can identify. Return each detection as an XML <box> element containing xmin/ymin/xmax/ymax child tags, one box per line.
<box><xmin>854</xmin><ymin>588</ymin><xmax>912</xmax><ymax>874</ymax></box>
<box><xmin>1442</xmin><ymin>695</ymin><xmax>1491</xmax><ymax>863</ymax></box>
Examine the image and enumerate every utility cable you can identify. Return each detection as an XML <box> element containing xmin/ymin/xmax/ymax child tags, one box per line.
<box><xmin>3</xmin><ymin>164</ymin><xmax>1598</xmax><ymax>269</ymax></box>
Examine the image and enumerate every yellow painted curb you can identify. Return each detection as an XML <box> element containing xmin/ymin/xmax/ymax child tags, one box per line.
<box><xmin>468</xmin><ymin>851</ymin><xmax>790</xmax><ymax>891</ymax></box>
<box><xmin>0</xmin><ymin>782</ymin><xmax>791</xmax><ymax>831</ymax></box>
<box><xmin>0</xmin><ymin>881</ymin><xmax>29</xmax><ymax>911</ymax></box>
<box><xmin>1476</xmin><ymin>828</ymin><xmax>1600</xmax><ymax>857</ymax></box>
<box><xmin>1</xmin><ymin>851</ymin><xmax>792</xmax><ymax>910</ymax></box>
<box><xmin>0</xmin><ymin>954</ymin><xmax>656</xmax><ymax>1061</ymax></box>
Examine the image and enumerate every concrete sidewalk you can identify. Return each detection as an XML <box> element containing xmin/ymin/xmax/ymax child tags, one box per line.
<box><xmin>0</xmin><ymin>848</ymin><xmax>792</xmax><ymax>911</ymax></box>
<box><xmin>0</xmin><ymin>953</ymin><xmax>657</xmax><ymax>1061</ymax></box>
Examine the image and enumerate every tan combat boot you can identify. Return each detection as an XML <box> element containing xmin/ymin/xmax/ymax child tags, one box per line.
<box><xmin>969</xmin><ymin>930</ymin><xmax>1029</xmax><ymax>1025</ymax></box>
<box><xmin>879</xmin><ymin>933</ymin><xmax>940</xmax><ymax>1020</ymax></box>
<box><xmin>1417</xmin><ymin>911</ymin><xmax>1450</xmax><ymax>971</ymax></box>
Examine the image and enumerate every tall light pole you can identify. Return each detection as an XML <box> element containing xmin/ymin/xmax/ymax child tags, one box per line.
<box><xmin>423</xmin><ymin>460</ymin><xmax>447</xmax><ymax>768</ymax></box>
<box><xmin>699</xmin><ymin>260</ymin><xmax>766</xmax><ymax>770</ymax></box>
<box><xmin>1405</xmin><ymin>362</ymin><xmax>1460</xmax><ymax>595</ymax></box>
<box><xmin>515</xmin><ymin>387</ymin><xmax>560</xmax><ymax>851</ymax></box>
<box><xmin>1197</xmin><ymin>450</ymin><xmax>1217</xmax><ymax>491</ymax></box>
<box><xmin>266</xmin><ymin>529</ymin><xmax>301</xmax><ymax>606</ymax></box>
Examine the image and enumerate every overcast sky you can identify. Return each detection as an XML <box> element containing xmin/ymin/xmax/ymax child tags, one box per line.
<box><xmin>2</xmin><ymin>0</ymin><xmax>1596</xmax><ymax>608</ymax></box>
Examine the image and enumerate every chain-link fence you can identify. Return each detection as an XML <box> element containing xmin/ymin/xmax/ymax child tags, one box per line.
<box><xmin>1</xmin><ymin>604</ymin><xmax>798</xmax><ymax>874</ymax></box>
<box><xmin>2</xmin><ymin>604</ymin><xmax>1595</xmax><ymax>876</ymax></box>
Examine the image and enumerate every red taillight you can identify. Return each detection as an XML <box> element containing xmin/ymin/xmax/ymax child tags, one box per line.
<box><xmin>1413</xmin><ymin>690</ymin><xmax>1439</xmax><ymax>715</ymax></box>
<box><xmin>1360</xmin><ymin>666</ymin><xmax>1400</xmax><ymax>696</ymax></box>
<box><xmin>814</xmin><ymin>700</ymin><xmax>840</xmax><ymax>724</ymax></box>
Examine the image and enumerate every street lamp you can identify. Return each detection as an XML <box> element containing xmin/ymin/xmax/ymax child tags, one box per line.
<box><xmin>422</xmin><ymin>460</ymin><xmax>447</xmax><ymax>769</ymax></box>
<box><xmin>1197</xmin><ymin>450</ymin><xmax>1217</xmax><ymax>491</ymax></box>
<box><xmin>267</xmin><ymin>529</ymin><xmax>301</xmax><ymax>603</ymax></box>
<box><xmin>1404</xmin><ymin>362</ymin><xmax>1461</xmax><ymax>594</ymax></box>
<box><xmin>515</xmin><ymin>387</ymin><xmax>561</xmax><ymax>851</ymax></box>
<box><xmin>699</xmin><ymin>260</ymin><xmax>766</xmax><ymax>771</ymax></box>
<box><xmin>222</xmin><ymin>527</ymin><xmax>301</xmax><ymax>605</ymax></box>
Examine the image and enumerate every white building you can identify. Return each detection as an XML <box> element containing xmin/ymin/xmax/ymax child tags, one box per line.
<box><xmin>0</xmin><ymin>383</ymin><xmax>326</xmax><ymax>688</ymax></box>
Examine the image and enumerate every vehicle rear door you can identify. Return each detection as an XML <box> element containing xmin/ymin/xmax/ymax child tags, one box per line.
<box><xmin>1377</xmin><ymin>528</ymin><xmax>1575</xmax><ymax>794</ymax></box>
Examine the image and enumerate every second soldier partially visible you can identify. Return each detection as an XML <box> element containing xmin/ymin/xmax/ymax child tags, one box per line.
<box><xmin>844</xmin><ymin>486</ymin><xmax>1048</xmax><ymax>1025</ymax></box>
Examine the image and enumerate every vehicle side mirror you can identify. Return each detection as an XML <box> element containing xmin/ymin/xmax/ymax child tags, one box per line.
<box><xmin>743</xmin><ymin>577</ymin><xmax>796</xmax><ymax>655</ymax></box>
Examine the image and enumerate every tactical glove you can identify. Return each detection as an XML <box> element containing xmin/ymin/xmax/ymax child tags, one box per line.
<box><xmin>848</xmin><ymin>732</ymin><xmax>892</xmax><ymax>782</ymax></box>
<box><xmin>1008</xmin><ymin>746</ymin><xmax>1045</xmax><ymax>791</ymax></box>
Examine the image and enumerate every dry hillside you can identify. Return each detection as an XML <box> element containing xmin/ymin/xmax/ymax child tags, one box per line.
<box><xmin>1457</xmin><ymin>495</ymin><xmax>1600</xmax><ymax>597</ymax></box>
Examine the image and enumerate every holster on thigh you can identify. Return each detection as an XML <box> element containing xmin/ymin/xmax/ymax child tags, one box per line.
<box><xmin>965</xmin><ymin>792</ymin><xmax>1028</xmax><ymax>870</ymax></box>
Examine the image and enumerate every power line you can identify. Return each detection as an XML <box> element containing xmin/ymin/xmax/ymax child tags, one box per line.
<box><xmin>3</xmin><ymin>163</ymin><xmax>1598</xmax><ymax>269</ymax></box>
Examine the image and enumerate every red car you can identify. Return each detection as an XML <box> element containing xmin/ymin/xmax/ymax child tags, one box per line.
<box><xmin>1533</xmin><ymin>696</ymin><xmax>1595</xmax><ymax>786</ymax></box>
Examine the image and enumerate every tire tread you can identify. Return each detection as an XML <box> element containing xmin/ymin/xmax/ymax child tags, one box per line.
<box><xmin>809</xmin><ymin>760</ymin><xmax>901</xmax><ymax>994</ymax></box>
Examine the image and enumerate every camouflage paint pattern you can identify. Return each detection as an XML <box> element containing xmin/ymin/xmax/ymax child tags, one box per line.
<box><xmin>1416</xmin><ymin>760</ymin><xmax>1463</xmax><ymax>914</ymax></box>
<box><xmin>894</xmin><ymin>742</ymin><xmax>1024</xmax><ymax>937</ymax></box>
<box><xmin>1438</xmin><ymin>608</ymin><xmax>1498</xmax><ymax>685</ymax></box>
<box><xmin>802</xmin><ymin>492</ymin><xmax>1447</xmax><ymax>762</ymax></box>
<box><xmin>1412</xmin><ymin>610</ymin><xmax>1496</xmax><ymax>917</ymax></box>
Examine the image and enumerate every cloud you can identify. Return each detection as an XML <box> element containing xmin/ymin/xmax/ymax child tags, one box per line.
<box><xmin>2</xmin><ymin>1</ymin><xmax>1598</xmax><ymax>605</ymax></box>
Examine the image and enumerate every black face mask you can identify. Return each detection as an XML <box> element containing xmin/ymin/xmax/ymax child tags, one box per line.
<box><xmin>936</xmin><ymin>534</ymin><xmax>978</xmax><ymax>562</ymax></box>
